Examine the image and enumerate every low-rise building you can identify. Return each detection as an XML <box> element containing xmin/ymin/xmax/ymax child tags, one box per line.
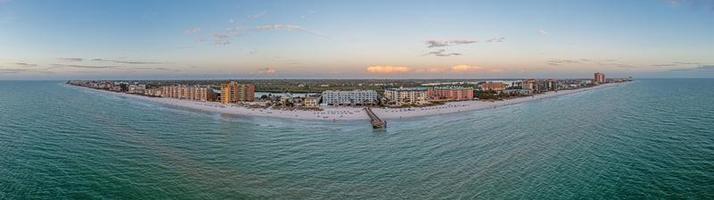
<box><xmin>427</xmin><ymin>86</ymin><xmax>474</xmax><ymax>101</ymax></box>
<box><xmin>303</xmin><ymin>96</ymin><xmax>320</xmax><ymax>108</ymax></box>
<box><xmin>504</xmin><ymin>89</ymin><xmax>531</xmax><ymax>96</ymax></box>
<box><xmin>144</xmin><ymin>88</ymin><xmax>163</xmax><ymax>97</ymax></box>
<box><xmin>127</xmin><ymin>84</ymin><xmax>146</xmax><ymax>94</ymax></box>
<box><xmin>384</xmin><ymin>87</ymin><xmax>428</xmax><ymax>106</ymax></box>
<box><xmin>479</xmin><ymin>82</ymin><xmax>508</xmax><ymax>92</ymax></box>
<box><xmin>321</xmin><ymin>90</ymin><xmax>378</xmax><ymax>106</ymax></box>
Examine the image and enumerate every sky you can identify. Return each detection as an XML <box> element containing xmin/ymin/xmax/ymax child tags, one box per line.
<box><xmin>0</xmin><ymin>0</ymin><xmax>713</xmax><ymax>80</ymax></box>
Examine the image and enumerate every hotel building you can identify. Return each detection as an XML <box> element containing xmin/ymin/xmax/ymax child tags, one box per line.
<box><xmin>594</xmin><ymin>72</ymin><xmax>606</xmax><ymax>84</ymax></box>
<box><xmin>384</xmin><ymin>87</ymin><xmax>428</xmax><ymax>106</ymax></box>
<box><xmin>221</xmin><ymin>81</ymin><xmax>256</xmax><ymax>104</ymax></box>
<box><xmin>321</xmin><ymin>90</ymin><xmax>378</xmax><ymax>106</ymax></box>
<box><xmin>427</xmin><ymin>86</ymin><xmax>474</xmax><ymax>101</ymax></box>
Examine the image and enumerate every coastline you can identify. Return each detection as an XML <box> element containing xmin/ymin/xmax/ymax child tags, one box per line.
<box><xmin>67</xmin><ymin>82</ymin><xmax>628</xmax><ymax>121</ymax></box>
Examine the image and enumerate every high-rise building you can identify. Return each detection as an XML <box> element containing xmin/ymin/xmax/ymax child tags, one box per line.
<box><xmin>160</xmin><ymin>85</ymin><xmax>216</xmax><ymax>101</ymax></box>
<box><xmin>524</xmin><ymin>79</ymin><xmax>538</xmax><ymax>91</ymax></box>
<box><xmin>427</xmin><ymin>86</ymin><xmax>474</xmax><ymax>101</ymax></box>
<box><xmin>545</xmin><ymin>79</ymin><xmax>558</xmax><ymax>91</ymax></box>
<box><xmin>594</xmin><ymin>72</ymin><xmax>606</xmax><ymax>84</ymax></box>
<box><xmin>221</xmin><ymin>81</ymin><xmax>255</xmax><ymax>104</ymax></box>
<box><xmin>321</xmin><ymin>90</ymin><xmax>378</xmax><ymax>106</ymax></box>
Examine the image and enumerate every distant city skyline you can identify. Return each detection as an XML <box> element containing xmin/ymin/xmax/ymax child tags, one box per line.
<box><xmin>1</xmin><ymin>0</ymin><xmax>713</xmax><ymax>80</ymax></box>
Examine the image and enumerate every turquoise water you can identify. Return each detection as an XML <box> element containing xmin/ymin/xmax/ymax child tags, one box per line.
<box><xmin>1</xmin><ymin>80</ymin><xmax>713</xmax><ymax>199</ymax></box>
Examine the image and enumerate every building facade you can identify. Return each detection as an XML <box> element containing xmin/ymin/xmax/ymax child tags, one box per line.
<box><xmin>144</xmin><ymin>88</ymin><xmax>163</xmax><ymax>97</ymax></box>
<box><xmin>427</xmin><ymin>86</ymin><xmax>474</xmax><ymax>101</ymax></box>
<box><xmin>479</xmin><ymin>82</ymin><xmax>508</xmax><ymax>92</ymax></box>
<box><xmin>161</xmin><ymin>85</ymin><xmax>216</xmax><ymax>101</ymax></box>
<box><xmin>303</xmin><ymin>97</ymin><xmax>320</xmax><ymax>108</ymax></box>
<box><xmin>221</xmin><ymin>81</ymin><xmax>256</xmax><ymax>104</ymax></box>
<box><xmin>384</xmin><ymin>87</ymin><xmax>428</xmax><ymax>106</ymax></box>
<box><xmin>321</xmin><ymin>90</ymin><xmax>378</xmax><ymax>106</ymax></box>
<box><xmin>523</xmin><ymin>79</ymin><xmax>538</xmax><ymax>91</ymax></box>
<box><xmin>594</xmin><ymin>72</ymin><xmax>606</xmax><ymax>84</ymax></box>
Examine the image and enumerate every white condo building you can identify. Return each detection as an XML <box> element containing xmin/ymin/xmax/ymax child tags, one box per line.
<box><xmin>321</xmin><ymin>90</ymin><xmax>378</xmax><ymax>106</ymax></box>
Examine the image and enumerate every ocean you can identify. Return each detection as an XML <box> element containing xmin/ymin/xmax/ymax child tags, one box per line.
<box><xmin>1</xmin><ymin>79</ymin><xmax>712</xmax><ymax>199</ymax></box>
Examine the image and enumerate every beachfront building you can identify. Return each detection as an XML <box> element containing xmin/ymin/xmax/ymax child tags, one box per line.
<box><xmin>479</xmin><ymin>82</ymin><xmax>508</xmax><ymax>92</ymax></box>
<box><xmin>221</xmin><ymin>81</ymin><xmax>256</xmax><ymax>104</ymax></box>
<box><xmin>384</xmin><ymin>87</ymin><xmax>428</xmax><ymax>106</ymax></box>
<box><xmin>504</xmin><ymin>89</ymin><xmax>531</xmax><ymax>96</ymax></box>
<box><xmin>144</xmin><ymin>88</ymin><xmax>163</xmax><ymax>97</ymax></box>
<box><xmin>594</xmin><ymin>72</ymin><xmax>606</xmax><ymax>84</ymax></box>
<box><xmin>427</xmin><ymin>86</ymin><xmax>474</xmax><ymax>101</ymax></box>
<box><xmin>321</xmin><ymin>90</ymin><xmax>378</xmax><ymax>106</ymax></box>
<box><xmin>523</xmin><ymin>79</ymin><xmax>538</xmax><ymax>91</ymax></box>
<box><xmin>545</xmin><ymin>79</ymin><xmax>558</xmax><ymax>91</ymax></box>
<box><xmin>303</xmin><ymin>97</ymin><xmax>320</xmax><ymax>108</ymax></box>
<box><xmin>161</xmin><ymin>85</ymin><xmax>217</xmax><ymax>101</ymax></box>
<box><xmin>127</xmin><ymin>84</ymin><xmax>146</xmax><ymax>94</ymax></box>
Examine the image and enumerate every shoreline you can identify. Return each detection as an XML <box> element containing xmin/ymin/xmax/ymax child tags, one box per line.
<box><xmin>67</xmin><ymin>82</ymin><xmax>629</xmax><ymax>121</ymax></box>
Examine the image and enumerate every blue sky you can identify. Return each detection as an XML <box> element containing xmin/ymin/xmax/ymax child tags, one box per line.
<box><xmin>0</xmin><ymin>0</ymin><xmax>713</xmax><ymax>79</ymax></box>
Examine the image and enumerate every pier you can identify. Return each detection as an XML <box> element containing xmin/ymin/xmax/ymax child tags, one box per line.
<box><xmin>364</xmin><ymin>107</ymin><xmax>387</xmax><ymax>129</ymax></box>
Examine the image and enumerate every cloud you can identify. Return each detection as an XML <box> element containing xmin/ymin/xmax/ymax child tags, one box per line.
<box><xmin>258</xmin><ymin>67</ymin><xmax>277</xmax><ymax>74</ymax></box>
<box><xmin>672</xmin><ymin>61</ymin><xmax>701</xmax><ymax>65</ymax></box>
<box><xmin>423</xmin><ymin>49</ymin><xmax>461</xmax><ymax>57</ymax></box>
<box><xmin>449</xmin><ymin>64</ymin><xmax>503</xmax><ymax>73</ymax></box>
<box><xmin>425</xmin><ymin>40</ymin><xmax>477</xmax><ymax>48</ymax></box>
<box><xmin>212</xmin><ymin>33</ymin><xmax>231</xmax><ymax>45</ymax></box>
<box><xmin>547</xmin><ymin>58</ymin><xmax>636</xmax><ymax>68</ymax></box>
<box><xmin>184</xmin><ymin>27</ymin><xmax>201</xmax><ymax>35</ymax></box>
<box><xmin>248</xmin><ymin>11</ymin><xmax>266</xmax><ymax>20</ymax></box>
<box><xmin>414</xmin><ymin>67</ymin><xmax>449</xmax><ymax>73</ymax></box>
<box><xmin>57</xmin><ymin>57</ymin><xmax>83</xmax><ymax>62</ymax></box>
<box><xmin>131</xmin><ymin>67</ymin><xmax>181</xmax><ymax>72</ymax></box>
<box><xmin>546</xmin><ymin>59</ymin><xmax>581</xmax><ymax>66</ymax></box>
<box><xmin>14</xmin><ymin>62</ymin><xmax>37</xmax><ymax>67</ymax></box>
<box><xmin>666</xmin><ymin>0</ymin><xmax>714</xmax><ymax>11</ymax></box>
<box><xmin>538</xmin><ymin>29</ymin><xmax>549</xmax><ymax>35</ymax></box>
<box><xmin>52</xmin><ymin>64</ymin><xmax>120</xmax><ymax>69</ymax></box>
<box><xmin>669</xmin><ymin>65</ymin><xmax>714</xmax><ymax>71</ymax></box>
<box><xmin>255</xmin><ymin>24</ymin><xmax>328</xmax><ymax>38</ymax></box>
<box><xmin>367</xmin><ymin>64</ymin><xmax>504</xmax><ymax>75</ymax></box>
<box><xmin>91</xmin><ymin>58</ymin><xmax>164</xmax><ymax>65</ymax></box>
<box><xmin>366</xmin><ymin>65</ymin><xmax>412</xmax><ymax>74</ymax></box>
<box><xmin>450</xmin><ymin>64</ymin><xmax>483</xmax><ymax>72</ymax></box>
<box><xmin>0</xmin><ymin>68</ymin><xmax>55</xmax><ymax>74</ymax></box>
<box><xmin>485</xmin><ymin>37</ymin><xmax>505</xmax><ymax>43</ymax></box>
<box><xmin>0</xmin><ymin>68</ymin><xmax>28</xmax><ymax>74</ymax></box>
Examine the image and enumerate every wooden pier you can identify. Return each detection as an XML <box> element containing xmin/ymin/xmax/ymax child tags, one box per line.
<box><xmin>364</xmin><ymin>107</ymin><xmax>387</xmax><ymax>129</ymax></box>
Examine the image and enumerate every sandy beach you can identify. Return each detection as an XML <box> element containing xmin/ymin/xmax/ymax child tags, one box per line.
<box><xmin>70</xmin><ymin>82</ymin><xmax>627</xmax><ymax>121</ymax></box>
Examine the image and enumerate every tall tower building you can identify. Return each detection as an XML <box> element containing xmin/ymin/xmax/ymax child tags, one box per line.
<box><xmin>594</xmin><ymin>72</ymin><xmax>606</xmax><ymax>84</ymax></box>
<box><xmin>221</xmin><ymin>81</ymin><xmax>256</xmax><ymax>104</ymax></box>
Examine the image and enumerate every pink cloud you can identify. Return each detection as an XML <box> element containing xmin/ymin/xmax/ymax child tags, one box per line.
<box><xmin>366</xmin><ymin>65</ymin><xmax>412</xmax><ymax>74</ymax></box>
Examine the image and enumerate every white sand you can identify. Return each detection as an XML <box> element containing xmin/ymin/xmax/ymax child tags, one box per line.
<box><xmin>70</xmin><ymin>82</ymin><xmax>627</xmax><ymax>121</ymax></box>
